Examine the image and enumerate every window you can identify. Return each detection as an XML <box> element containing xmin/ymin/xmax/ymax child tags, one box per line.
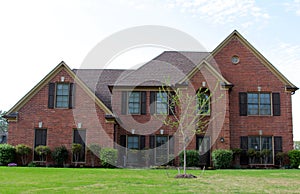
<box><xmin>248</xmin><ymin>136</ymin><xmax>273</xmax><ymax>164</ymax></box>
<box><xmin>239</xmin><ymin>92</ymin><xmax>280</xmax><ymax>116</ymax></box>
<box><xmin>73</xmin><ymin>129</ymin><xmax>86</xmax><ymax>162</ymax></box>
<box><xmin>127</xmin><ymin>136</ymin><xmax>139</xmax><ymax>149</ymax></box>
<box><xmin>34</xmin><ymin>128</ymin><xmax>47</xmax><ymax>161</ymax></box>
<box><xmin>196</xmin><ymin>136</ymin><xmax>211</xmax><ymax>166</ymax></box>
<box><xmin>247</xmin><ymin>93</ymin><xmax>271</xmax><ymax>115</ymax></box>
<box><xmin>150</xmin><ymin>91</ymin><xmax>175</xmax><ymax>115</ymax></box>
<box><xmin>150</xmin><ymin>135</ymin><xmax>174</xmax><ymax>165</ymax></box>
<box><xmin>156</xmin><ymin>92</ymin><xmax>168</xmax><ymax>114</ymax></box>
<box><xmin>240</xmin><ymin>136</ymin><xmax>275</xmax><ymax>165</ymax></box>
<box><xmin>128</xmin><ymin>92</ymin><xmax>141</xmax><ymax>114</ymax></box>
<box><xmin>56</xmin><ymin>83</ymin><xmax>70</xmax><ymax>108</ymax></box>
<box><xmin>197</xmin><ymin>92</ymin><xmax>210</xmax><ymax>115</ymax></box>
<box><xmin>121</xmin><ymin>91</ymin><xmax>146</xmax><ymax>115</ymax></box>
<box><xmin>48</xmin><ymin>83</ymin><xmax>75</xmax><ymax>109</ymax></box>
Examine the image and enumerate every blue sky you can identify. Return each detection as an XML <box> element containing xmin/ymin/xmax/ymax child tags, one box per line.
<box><xmin>0</xmin><ymin>0</ymin><xmax>299</xmax><ymax>140</ymax></box>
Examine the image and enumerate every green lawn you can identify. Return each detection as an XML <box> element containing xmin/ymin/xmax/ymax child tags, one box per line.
<box><xmin>0</xmin><ymin>167</ymin><xmax>299</xmax><ymax>193</ymax></box>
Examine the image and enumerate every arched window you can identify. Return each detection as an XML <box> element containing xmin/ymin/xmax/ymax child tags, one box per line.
<box><xmin>196</xmin><ymin>89</ymin><xmax>210</xmax><ymax>115</ymax></box>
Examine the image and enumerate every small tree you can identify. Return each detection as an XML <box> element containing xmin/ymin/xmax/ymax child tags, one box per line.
<box><xmin>34</xmin><ymin>145</ymin><xmax>50</xmax><ymax>162</ymax></box>
<box><xmin>72</xmin><ymin>143</ymin><xmax>82</xmax><ymax>167</ymax></box>
<box><xmin>15</xmin><ymin>144</ymin><xmax>32</xmax><ymax>166</ymax></box>
<box><xmin>156</xmin><ymin>81</ymin><xmax>223</xmax><ymax>176</ymax></box>
<box><xmin>52</xmin><ymin>146</ymin><xmax>69</xmax><ymax>167</ymax></box>
<box><xmin>88</xmin><ymin>144</ymin><xmax>101</xmax><ymax>167</ymax></box>
<box><xmin>0</xmin><ymin>111</ymin><xmax>8</xmax><ymax>133</ymax></box>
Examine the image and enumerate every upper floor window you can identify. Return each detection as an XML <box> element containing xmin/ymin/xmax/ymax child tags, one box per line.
<box><xmin>128</xmin><ymin>92</ymin><xmax>141</xmax><ymax>114</ymax></box>
<box><xmin>150</xmin><ymin>91</ymin><xmax>175</xmax><ymax>115</ymax></box>
<box><xmin>56</xmin><ymin>84</ymin><xmax>70</xmax><ymax>108</ymax></box>
<box><xmin>196</xmin><ymin>89</ymin><xmax>210</xmax><ymax>115</ymax></box>
<box><xmin>156</xmin><ymin>92</ymin><xmax>168</xmax><ymax>114</ymax></box>
<box><xmin>121</xmin><ymin>91</ymin><xmax>146</xmax><ymax>115</ymax></box>
<box><xmin>239</xmin><ymin>92</ymin><xmax>280</xmax><ymax>116</ymax></box>
<box><xmin>247</xmin><ymin>93</ymin><xmax>271</xmax><ymax>115</ymax></box>
<box><xmin>48</xmin><ymin>83</ymin><xmax>75</xmax><ymax>109</ymax></box>
<box><xmin>197</xmin><ymin>93</ymin><xmax>210</xmax><ymax>115</ymax></box>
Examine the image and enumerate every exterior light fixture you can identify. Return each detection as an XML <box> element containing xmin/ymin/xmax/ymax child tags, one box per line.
<box><xmin>257</xmin><ymin>86</ymin><xmax>261</xmax><ymax>92</ymax></box>
<box><xmin>220</xmin><ymin>137</ymin><xmax>225</xmax><ymax>143</ymax></box>
<box><xmin>77</xmin><ymin>123</ymin><xmax>82</xmax><ymax>129</ymax></box>
<box><xmin>202</xmin><ymin>81</ymin><xmax>206</xmax><ymax>87</ymax></box>
<box><xmin>131</xmin><ymin>129</ymin><xmax>135</xmax><ymax>134</ymax></box>
<box><xmin>61</xmin><ymin>76</ymin><xmax>65</xmax><ymax>82</ymax></box>
<box><xmin>38</xmin><ymin>122</ymin><xmax>43</xmax><ymax>128</ymax></box>
<box><xmin>160</xmin><ymin>129</ymin><xmax>164</xmax><ymax>135</ymax></box>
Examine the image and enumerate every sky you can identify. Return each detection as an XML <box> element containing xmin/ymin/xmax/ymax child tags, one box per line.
<box><xmin>0</xmin><ymin>0</ymin><xmax>299</xmax><ymax>140</ymax></box>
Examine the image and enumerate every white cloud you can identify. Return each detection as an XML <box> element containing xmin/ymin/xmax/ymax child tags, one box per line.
<box><xmin>166</xmin><ymin>0</ymin><xmax>270</xmax><ymax>24</ymax></box>
<box><xmin>284</xmin><ymin>0</ymin><xmax>300</xmax><ymax>16</ymax></box>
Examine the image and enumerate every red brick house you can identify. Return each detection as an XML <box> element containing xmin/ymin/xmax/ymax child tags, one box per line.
<box><xmin>5</xmin><ymin>30</ymin><xmax>298</xmax><ymax>167</ymax></box>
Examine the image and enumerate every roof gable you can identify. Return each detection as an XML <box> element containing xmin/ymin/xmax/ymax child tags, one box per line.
<box><xmin>6</xmin><ymin>62</ymin><xmax>113</xmax><ymax>117</ymax></box>
<box><xmin>210</xmin><ymin>30</ymin><xmax>298</xmax><ymax>91</ymax></box>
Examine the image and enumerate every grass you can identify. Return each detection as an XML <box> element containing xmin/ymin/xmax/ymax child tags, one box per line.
<box><xmin>0</xmin><ymin>167</ymin><xmax>299</xmax><ymax>193</ymax></box>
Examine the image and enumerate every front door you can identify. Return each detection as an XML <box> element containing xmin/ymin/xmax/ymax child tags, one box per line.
<box><xmin>196</xmin><ymin>136</ymin><xmax>211</xmax><ymax>166</ymax></box>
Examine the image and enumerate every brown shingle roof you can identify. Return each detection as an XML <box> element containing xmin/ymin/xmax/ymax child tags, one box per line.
<box><xmin>114</xmin><ymin>51</ymin><xmax>210</xmax><ymax>86</ymax></box>
<box><xmin>73</xmin><ymin>69</ymin><xmax>133</xmax><ymax>110</ymax></box>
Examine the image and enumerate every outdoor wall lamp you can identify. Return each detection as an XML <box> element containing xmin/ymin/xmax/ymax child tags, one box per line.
<box><xmin>220</xmin><ymin>137</ymin><xmax>225</xmax><ymax>143</ymax></box>
<box><xmin>61</xmin><ymin>76</ymin><xmax>65</xmax><ymax>82</ymax></box>
<box><xmin>38</xmin><ymin>122</ymin><xmax>43</xmax><ymax>128</ymax></box>
<box><xmin>131</xmin><ymin>129</ymin><xmax>135</xmax><ymax>134</ymax></box>
<box><xmin>77</xmin><ymin>123</ymin><xmax>82</xmax><ymax>129</ymax></box>
<box><xmin>160</xmin><ymin>129</ymin><xmax>164</xmax><ymax>135</ymax></box>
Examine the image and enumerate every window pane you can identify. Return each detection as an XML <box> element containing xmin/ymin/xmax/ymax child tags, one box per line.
<box><xmin>197</xmin><ymin>92</ymin><xmax>210</xmax><ymax>114</ymax></box>
<box><xmin>127</xmin><ymin>136</ymin><xmax>139</xmax><ymax>149</ymax></box>
<box><xmin>156</xmin><ymin>92</ymin><xmax>168</xmax><ymax>114</ymax></box>
<box><xmin>128</xmin><ymin>92</ymin><xmax>140</xmax><ymax>114</ymax></box>
<box><xmin>56</xmin><ymin>83</ymin><xmax>69</xmax><ymax>108</ymax></box>
<box><xmin>248</xmin><ymin>104</ymin><xmax>259</xmax><ymax>115</ymax></box>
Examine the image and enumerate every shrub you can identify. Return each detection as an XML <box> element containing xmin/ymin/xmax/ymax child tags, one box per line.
<box><xmin>88</xmin><ymin>144</ymin><xmax>101</xmax><ymax>167</ymax></box>
<box><xmin>15</xmin><ymin>144</ymin><xmax>32</xmax><ymax>166</ymax></box>
<box><xmin>288</xmin><ymin>150</ymin><xmax>300</xmax><ymax>168</ymax></box>
<box><xmin>72</xmin><ymin>143</ymin><xmax>82</xmax><ymax>166</ymax></box>
<box><xmin>100</xmin><ymin>148</ymin><xmax>118</xmax><ymax>168</ymax></box>
<box><xmin>35</xmin><ymin>145</ymin><xmax>51</xmax><ymax>162</ymax></box>
<box><xmin>212</xmin><ymin>149</ymin><xmax>233</xmax><ymax>169</ymax></box>
<box><xmin>276</xmin><ymin>152</ymin><xmax>288</xmax><ymax>167</ymax></box>
<box><xmin>0</xmin><ymin>144</ymin><xmax>16</xmax><ymax>165</ymax></box>
<box><xmin>179</xmin><ymin>150</ymin><xmax>200</xmax><ymax>167</ymax></box>
<box><xmin>52</xmin><ymin>146</ymin><xmax>69</xmax><ymax>166</ymax></box>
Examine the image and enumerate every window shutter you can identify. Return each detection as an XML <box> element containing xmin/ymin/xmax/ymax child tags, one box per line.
<box><xmin>120</xmin><ymin>135</ymin><xmax>126</xmax><ymax>147</ymax></box>
<box><xmin>239</xmin><ymin>92</ymin><xmax>247</xmax><ymax>116</ymax></box>
<box><xmin>141</xmin><ymin>91</ymin><xmax>146</xmax><ymax>115</ymax></box>
<box><xmin>274</xmin><ymin>136</ymin><xmax>282</xmax><ymax>165</ymax></box>
<box><xmin>169</xmin><ymin>136</ymin><xmax>174</xmax><ymax>154</ymax></box>
<box><xmin>274</xmin><ymin>136</ymin><xmax>282</xmax><ymax>152</ymax></box>
<box><xmin>240</xmin><ymin>136</ymin><xmax>249</xmax><ymax>165</ymax></box>
<box><xmin>121</xmin><ymin>92</ymin><xmax>127</xmax><ymax>115</ymax></box>
<box><xmin>140</xmin><ymin>135</ymin><xmax>145</xmax><ymax>150</ymax></box>
<box><xmin>48</xmin><ymin>83</ymin><xmax>55</xmax><ymax>109</ymax></box>
<box><xmin>149</xmin><ymin>135</ymin><xmax>155</xmax><ymax>148</ymax></box>
<box><xmin>69</xmin><ymin>83</ymin><xmax>75</xmax><ymax>109</ymax></box>
<box><xmin>169</xmin><ymin>92</ymin><xmax>176</xmax><ymax>115</ymax></box>
<box><xmin>150</xmin><ymin>91</ymin><xmax>156</xmax><ymax>115</ymax></box>
<box><xmin>272</xmin><ymin>93</ymin><xmax>281</xmax><ymax>116</ymax></box>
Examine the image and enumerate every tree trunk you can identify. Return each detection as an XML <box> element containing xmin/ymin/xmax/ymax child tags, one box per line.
<box><xmin>183</xmin><ymin>142</ymin><xmax>186</xmax><ymax>175</ymax></box>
